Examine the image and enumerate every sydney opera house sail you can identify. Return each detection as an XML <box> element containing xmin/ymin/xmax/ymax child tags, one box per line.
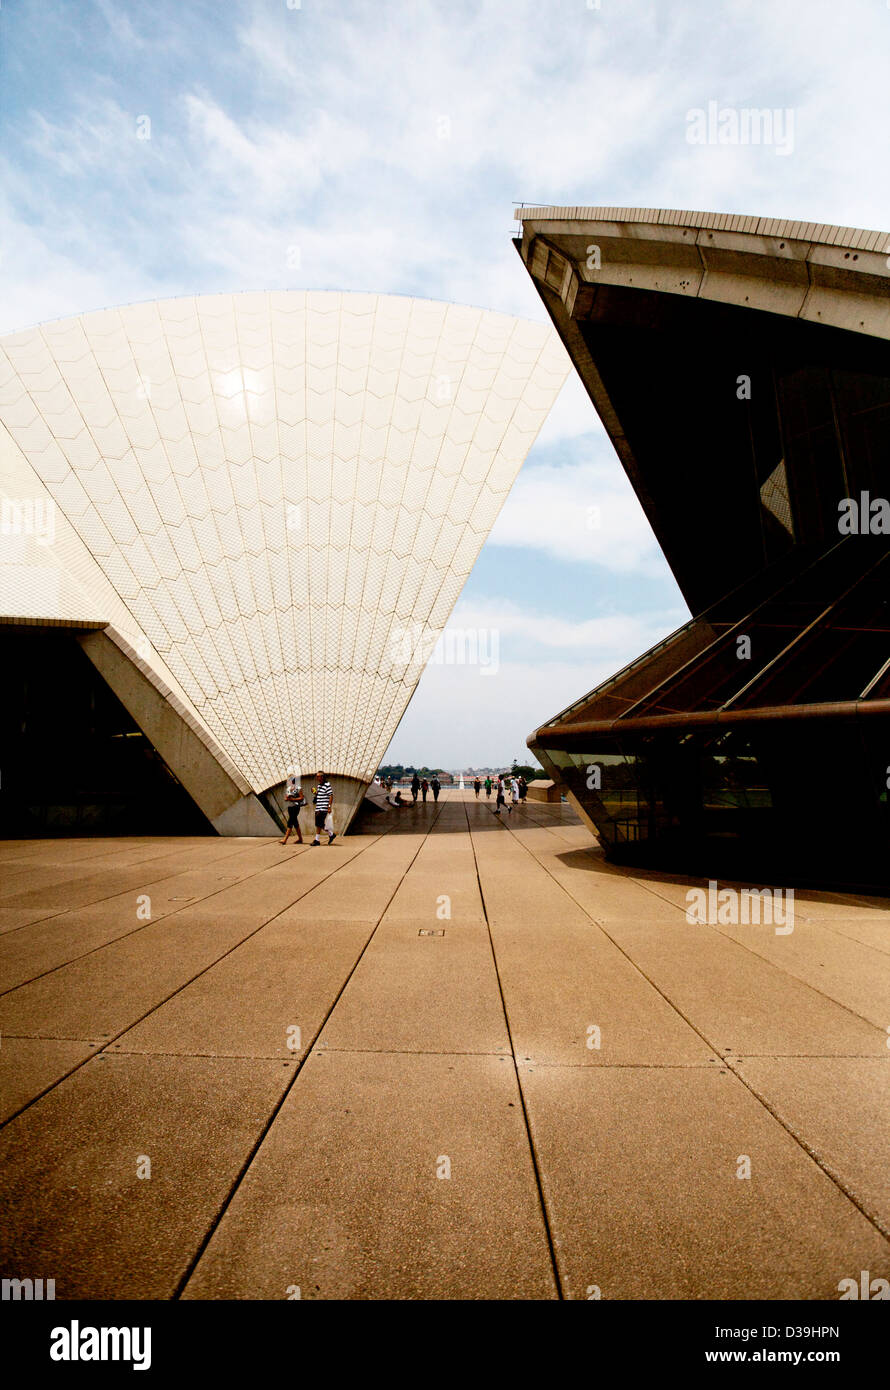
<box><xmin>0</xmin><ymin>292</ymin><xmax>568</xmax><ymax>835</ymax></box>
<box><xmin>518</xmin><ymin>206</ymin><xmax>890</xmax><ymax>891</ymax></box>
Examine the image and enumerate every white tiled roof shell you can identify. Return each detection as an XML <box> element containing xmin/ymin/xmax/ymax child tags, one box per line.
<box><xmin>0</xmin><ymin>291</ymin><xmax>569</xmax><ymax>789</ymax></box>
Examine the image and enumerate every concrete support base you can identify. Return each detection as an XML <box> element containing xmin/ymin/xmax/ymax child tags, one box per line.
<box><xmin>526</xmin><ymin>779</ymin><xmax>562</xmax><ymax>803</ymax></box>
<box><xmin>78</xmin><ymin>628</ymin><xmax>279</xmax><ymax>838</ymax></box>
<box><xmin>262</xmin><ymin>774</ymin><xmax>371</xmax><ymax>837</ymax></box>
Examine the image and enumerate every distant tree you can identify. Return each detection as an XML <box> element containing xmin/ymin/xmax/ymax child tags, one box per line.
<box><xmin>511</xmin><ymin>763</ymin><xmax>542</xmax><ymax>781</ymax></box>
<box><xmin>379</xmin><ymin>763</ymin><xmax>444</xmax><ymax>780</ymax></box>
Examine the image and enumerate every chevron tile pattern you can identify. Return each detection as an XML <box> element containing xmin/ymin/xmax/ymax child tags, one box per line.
<box><xmin>0</xmin><ymin>292</ymin><xmax>569</xmax><ymax>791</ymax></box>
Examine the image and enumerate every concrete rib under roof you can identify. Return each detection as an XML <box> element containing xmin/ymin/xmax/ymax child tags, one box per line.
<box><xmin>514</xmin><ymin>206</ymin><xmax>890</xmax><ymax>254</ymax></box>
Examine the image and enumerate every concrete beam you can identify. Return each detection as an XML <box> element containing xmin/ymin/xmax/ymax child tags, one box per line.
<box><xmin>77</xmin><ymin>628</ymin><xmax>278</xmax><ymax>838</ymax></box>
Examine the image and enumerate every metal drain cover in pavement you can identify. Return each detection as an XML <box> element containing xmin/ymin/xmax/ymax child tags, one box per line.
<box><xmin>418</xmin><ymin>929</ymin><xmax>445</xmax><ymax>936</ymax></box>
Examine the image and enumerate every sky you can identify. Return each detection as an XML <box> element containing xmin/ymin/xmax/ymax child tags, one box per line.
<box><xmin>2</xmin><ymin>0</ymin><xmax>889</xmax><ymax>769</ymax></box>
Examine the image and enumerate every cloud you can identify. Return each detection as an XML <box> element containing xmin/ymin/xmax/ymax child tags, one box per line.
<box><xmin>383</xmin><ymin>655</ymin><xmax>601</xmax><ymax>768</ymax></box>
<box><xmin>4</xmin><ymin>0</ymin><xmax>889</xmax><ymax>768</ymax></box>
<box><xmin>451</xmin><ymin>597</ymin><xmax>687</xmax><ymax>655</ymax></box>
<box><xmin>0</xmin><ymin>203</ymin><xmax>163</xmax><ymax>334</ymax></box>
<box><xmin>6</xmin><ymin>0</ymin><xmax>890</xmax><ymax>335</ymax></box>
<box><xmin>183</xmin><ymin>93</ymin><xmax>371</xmax><ymax>206</ymax></box>
<box><xmin>487</xmin><ymin>457</ymin><xmax>664</xmax><ymax>573</ymax></box>
<box><xmin>24</xmin><ymin>102</ymin><xmax>132</xmax><ymax>178</ymax></box>
<box><xmin>381</xmin><ymin>592</ymin><xmax>687</xmax><ymax>766</ymax></box>
<box><xmin>535</xmin><ymin>373</ymin><xmax>603</xmax><ymax>446</ymax></box>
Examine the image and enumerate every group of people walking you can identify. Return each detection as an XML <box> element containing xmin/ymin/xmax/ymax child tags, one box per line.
<box><xmin>279</xmin><ymin>770</ymin><xmax>335</xmax><ymax>846</ymax></box>
<box><xmin>280</xmin><ymin>768</ymin><xmax>528</xmax><ymax>840</ymax></box>
<box><xmin>470</xmin><ymin>772</ymin><xmax>525</xmax><ymax>806</ymax></box>
<box><xmin>472</xmin><ymin>773</ymin><xmax>527</xmax><ymax>812</ymax></box>
<box><xmin>388</xmin><ymin>771</ymin><xmax>528</xmax><ymax>811</ymax></box>
<box><xmin>411</xmin><ymin>774</ymin><xmax>440</xmax><ymax>803</ymax></box>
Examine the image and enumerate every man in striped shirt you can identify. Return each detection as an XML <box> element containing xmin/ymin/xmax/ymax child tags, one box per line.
<box><xmin>312</xmin><ymin>771</ymin><xmax>335</xmax><ymax>846</ymax></box>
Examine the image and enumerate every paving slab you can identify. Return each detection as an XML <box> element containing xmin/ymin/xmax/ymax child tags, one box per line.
<box><xmin>634</xmin><ymin>875</ymin><xmax>890</xmax><ymax>924</ymax></box>
<box><xmin>400</xmin><ymin>823</ymin><xmax>483</xmax><ymax>873</ymax></box>
<box><xmin>0</xmin><ymin>839</ymin><xmax>275</xmax><ymax>911</ymax></box>
<box><xmin>472</xmin><ymin>850</ymin><xmax>593</xmax><ymax>930</ymax></box>
<box><xmin>0</xmin><ymin>1037</ymin><xmax>99</xmax><ymax>1123</ymax></box>
<box><xmin>507</xmin><ymin>824</ymin><xmax>590</xmax><ymax>856</ymax></box>
<box><xmin>182</xmin><ymin>1051</ymin><xmax>556</xmax><ymax>1300</ymax></box>
<box><xmin>0</xmin><ymin>1052</ymin><xmax>294</xmax><ymax>1298</ymax></box>
<box><xmin>289</xmin><ymin>838</ymin><xmax>423</xmax><ymax>921</ymax></box>
<box><xmin>734</xmin><ymin>1057</ymin><xmax>890</xmax><ymax>1237</ymax></box>
<box><xmin>320</xmin><ymin>917</ymin><xmax>510</xmax><ymax>1055</ymax></box>
<box><xmin>0</xmin><ymin>841</ymin><xmax>205</xmax><ymax>895</ymax></box>
<box><xmin>0</xmin><ymin>833</ymin><xmax>250</xmax><ymax>879</ymax></box>
<box><xmin>592</xmin><ymin>915</ymin><xmax>886</xmax><ymax>1056</ymax></box>
<box><xmin>523</xmin><ymin>851</ymin><xmax>686</xmax><ymax>921</ymax></box>
<box><xmin>510</xmin><ymin>817</ymin><xmax>588</xmax><ymax>849</ymax></box>
<box><xmin>793</xmin><ymin>890</ymin><xmax>890</xmax><ymax>920</ymax></box>
<box><xmin>489</xmin><ymin>916</ymin><xmax>714</xmax><ymax>1066</ymax></box>
<box><xmin>520</xmin><ymin>1063</ymin><xmax>890</xmax><ymax>1299</ymax></box>
<box><xmin>108</xmin><ymin>917</ymin><xmax>376</xmax><ymax>1060</ymax></box>
<box><xmin>201</xmin><ymin>838</ymin><xmax>373</xmax><ymax>917</ymax></box>
<box><xmin>817</xmin><ymin>918</ymin><xmax>890</xmax><ymax>956</ymax></box>
<box><xmin>711</xmin><ymin>915</ymin><xmax>890</xmax><ymax>1030</ymax></box>
<box><xmin>0</xmin><ymin>837</ymin><xmax>189</xmax><ymax>868</ymax></box>
<box><xmin>4</xmin><ymin>814</ymin><xmax>889</xmax><ymax>1303</ymax></box>
<box><xmin>0</xmin><ymin>846</ymin><xmax>293</xmax><ymax>993</ymax></box>
<box><xmin>0</xmin><ymin>907</ymin><xmax>68</xmax><ymax>938</ymax></box>
<box><xmin>0</xmin><ymin>868</ymin><xmax>311</xmax><ymax>1040</ymax></box>
<box><xmin>382</xmin><ymin>869</ymin><xmax>486</xmax><ymax>924</ymax></box>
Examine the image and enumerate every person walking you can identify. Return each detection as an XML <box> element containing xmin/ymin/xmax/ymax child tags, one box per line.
<box><xmin>311</xmin><ymin>770</ymin><xmax>335</xmax><ymax>845</ymax></box>
<box><xmin>280</xmin><ymin>772</ymin><xmax>305</xmax><ymax>845</ymax></box>
<box><xmin>509</xmin><ymin>775</ymin><xmax>520</xmax><ymax>813</ymax></box>
<box><xmin>473</xmin><ymin>777</ymin><xmax>481</xmax><ymax>799</ymax></box>
<box><xmin>431</xmin><ymin>776</ymin><xmax>440</xmax><ymax>802</ymax></box>
<box><xmin>519</xmin><ymin>775</ymin><xmax>528</xmax><ymax>804</ymax></box>
<box><xmin>411</xmin><ymin>773</ymin><xmax>420</xmax><ymax>803</ymax></box>
<box><xmin>484</xmin><ymin>776</ymin><xmax>492</xmax><ymax>798</ymax></box>
<box><xmin>421</xmin><ymin>777</ymin><xmax>429</xmax><ymax>802</ymax></box>
<box><xmin>494</xmin><ymin>776</ymin><xmax>506</xmax><ymax>815</ymax></box>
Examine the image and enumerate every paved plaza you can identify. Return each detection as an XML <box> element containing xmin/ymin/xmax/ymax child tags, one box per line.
<box><xmin>1</xmin><ymin>790</ymin><xmax>888</xmax><ymax>1300</ymax></box>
